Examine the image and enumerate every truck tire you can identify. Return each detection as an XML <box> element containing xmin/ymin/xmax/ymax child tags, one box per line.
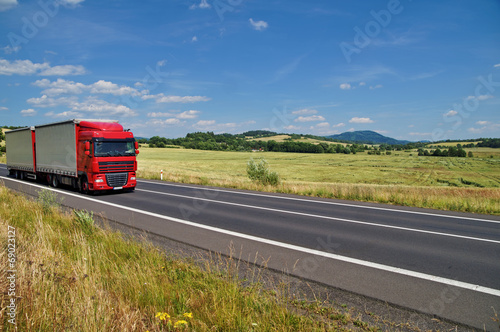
<box><xmin>80</xmin><ymin>175</ymin><xmax>93</xmax><ymax>195</ymax></box>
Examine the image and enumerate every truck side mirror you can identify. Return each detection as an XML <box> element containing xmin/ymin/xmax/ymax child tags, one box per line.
<box><xmin>84</xmin><ymin>141</ymin><xmax>91</xmax><ymax>156</ymax></box>
<box><xmin>134</xmin><ymin>141</ymin><xmax>139</xmax><ymax>149</ymax></box>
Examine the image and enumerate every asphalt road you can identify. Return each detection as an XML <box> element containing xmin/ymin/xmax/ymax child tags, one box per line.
<box><xmin>1</xmin><ymin>163</ymin><xmax>499</xmax><ymax>330</ymax></box>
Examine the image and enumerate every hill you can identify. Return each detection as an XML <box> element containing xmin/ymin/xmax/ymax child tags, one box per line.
<box><xmin>327</xmin><ymin>130</ymin><xmax>411</xmax><ymax>145</ymax></box>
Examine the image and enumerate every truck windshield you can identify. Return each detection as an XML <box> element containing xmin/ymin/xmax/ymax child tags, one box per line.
<box><xmin>94</xmin><ymin>140</ymin><xmax>135</xmax><ymax>157</ymax></box>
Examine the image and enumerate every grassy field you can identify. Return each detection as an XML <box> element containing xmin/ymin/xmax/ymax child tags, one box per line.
<box><xmin>247</xmin><ymin>134</ymin><xmax>350</xmax><ymax>146</ymax></box>
<box><xmin>0</xmin><ymin>184</ymin><xmax>390</xmax><ymax>331</ymax></box>
<box><xmin>137</xmin><ymin>147</ymin><xmax>500</xmax><ymax>214</ymax></box>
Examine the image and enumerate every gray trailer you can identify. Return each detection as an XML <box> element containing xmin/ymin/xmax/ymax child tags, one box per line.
<box><xmin>6</xmin><ymin>127</ymin><xmax>36</xmax><ymax>179</ymax></box>
<box><xmin>35</xmin><ymin>120</ymin><xmax>78</xmax><ymax>178</ymax></box>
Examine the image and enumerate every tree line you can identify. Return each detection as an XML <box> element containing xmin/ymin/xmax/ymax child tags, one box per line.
<box><xmin>140</xmin><ymin>131</ymin><xmax>484</xmax><ymax>156</ymax></box>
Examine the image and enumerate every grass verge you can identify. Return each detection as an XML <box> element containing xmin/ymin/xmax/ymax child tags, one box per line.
<box><xmin>0</xmin><ymin>184</ymin><xmax>384</xmax><ymax>331</ymax></box>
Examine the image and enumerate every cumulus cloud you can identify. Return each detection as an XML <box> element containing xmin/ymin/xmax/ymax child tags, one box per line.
<box><xmin>178</xmin><ymin>110</ymin><xmax>200</xmax><ymax>119</ymax></box>
<box><xmin>249</xmin><ymin>18</ymin><xmax>268</xmax><ymax>31</ymax></box>
<box><xmin>0</xmin><ymin>59</ymin><xmax>85</xmax><ymax>76</ymax></box>
<box><xmin>349</xmin><ymin>117</ymin><xmax>374</xmax><ymax>124</ymax></box>
<box><xmin>295</xmin><ymin>115</ymin><xmax>326</xmax><ymax>122</ymax></box>
<box><xmin>369</xmin><ymin>84</ymin><xmax>383</xmax><ymax>90</ymax></box>
<box><xmin>444</xmin><ymin>110</ymin><xmax>458</xmax><ymax>117</ymax></box>
<box><xmin>21</xmin><ymin>108</ymin><xmax>37</xmax><ymax>117</ymax></box>
<box><xmin>339</xmin><ymin>83</ymin><xmax>352</xmax><ymax>90</ymax></box>
<box><xmin>28</xmin><ymin>95</ymin><xmax>136</xmax><ymax>117</ymax></box>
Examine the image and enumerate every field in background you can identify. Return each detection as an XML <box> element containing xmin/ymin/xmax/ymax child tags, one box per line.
<box><xmin>247</xmin><ymin>134</ymin><xmax>350</xmax><ymax>146</ymax></box>
<box><xmin>137</xmin><ymin>147</ymin><xmax>500</xmax><ymax>214</ymax></box>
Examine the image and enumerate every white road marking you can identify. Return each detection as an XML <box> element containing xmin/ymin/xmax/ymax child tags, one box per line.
<box><xmin>1</xmin><ymin>175</ymin><xmax>500</xmax><ymax>298</ymax></box>
<box><xmin>138</xmin><ymin>179</ymin><xmax>500</xmax><ymax>224</ymax></box>
<box><xmin>136</xmin><ymin>188</ymin><xmax>500</xmax><ymax>244</ymax></box>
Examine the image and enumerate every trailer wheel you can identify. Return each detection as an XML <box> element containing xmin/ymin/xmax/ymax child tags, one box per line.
<box><xmin>51</xmin><ymin>175</ymin><xmax>59</xmax><ymax>188</ymax></box>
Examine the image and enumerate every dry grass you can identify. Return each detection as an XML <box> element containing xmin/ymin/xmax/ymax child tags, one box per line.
<box><xmin>0</xmin><ymin>184</ymin><xmax>384</xmax><ymax>331</ymax></box>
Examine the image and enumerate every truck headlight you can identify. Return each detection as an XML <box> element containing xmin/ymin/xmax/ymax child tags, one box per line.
<box><xmin>130</xmin><ymin>176</ymin><xmax>136</xmax><ymax>181</ymax></box>
<box><xmin>95</xmin><ymin>179</ymin><xmax>104</xmax><ymax>183</ymax></box>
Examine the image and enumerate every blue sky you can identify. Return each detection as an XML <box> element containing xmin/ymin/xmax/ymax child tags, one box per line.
<box><xmin>0</xmin><ymin>0</ymin><xmax>499</xmax><ymax>140</ymax></box>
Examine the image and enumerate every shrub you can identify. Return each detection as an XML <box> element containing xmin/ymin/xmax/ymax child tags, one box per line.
<box><xmin>37</xmin><ymin>189</ymin><xmax>61</xmax><ymax>213</ymax></box>
<box><xmin>246</xmin><ymin>158</ymin><xmax>280</xmax><ymax>186</ymax></box>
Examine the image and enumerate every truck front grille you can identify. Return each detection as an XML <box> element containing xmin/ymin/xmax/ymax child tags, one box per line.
<box><xmin>99</xmin><ymin>161</ymin><xmax>134</xmax><ymax>172</ymax></box>
<box><xmin>106</xmin><ymin>173</ymin><xmax>128</xmax><ymax>187</ymax></box>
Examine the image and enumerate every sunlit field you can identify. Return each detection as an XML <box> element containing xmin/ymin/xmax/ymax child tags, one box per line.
<box><xmin>136</xmin><ymin>146</ymin><xmax>500</xmax><ymax>214</ymax></box>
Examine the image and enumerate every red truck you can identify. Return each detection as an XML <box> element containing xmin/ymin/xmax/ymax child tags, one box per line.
<box><xmin>6</xmin><ymin>119</ymin><xmax>139</xmax><ymax>194</ymax></box>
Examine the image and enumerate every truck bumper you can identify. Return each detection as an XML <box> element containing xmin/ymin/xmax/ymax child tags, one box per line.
<box><xmin>91</xmin><ymin>172</ymin><xmax>137</xmax><ymax>191</ymax></box>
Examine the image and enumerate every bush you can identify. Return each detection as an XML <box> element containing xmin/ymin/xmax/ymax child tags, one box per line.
<box><xmin>246</xmin><ymin>158</ymin><xmax>280</xmax><ymax>186</ymax></box>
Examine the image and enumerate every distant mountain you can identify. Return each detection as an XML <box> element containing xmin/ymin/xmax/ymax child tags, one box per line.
<box><xmin>326</xmin><ymin>130</ymin><xmax>411</xmax><ymax>145</ymax></box>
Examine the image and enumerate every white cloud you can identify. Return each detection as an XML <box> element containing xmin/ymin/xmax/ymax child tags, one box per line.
<box><xmin>295</xmin><ymin>115</ymin><xmax>326</xmax><ymax>122</ymax></box>
<box><xmin>148</xmin><ymin>118</ymin><xmax>182</xmax><ymax>126</ymax></box>
<box><xmin>249</xmin><ymin>18</ymin><xmax>268</xmax><ymax>31</ymax></box>
<box><xmin>369</xmin><ymin>84</ymin><xmax>383</xmax><ymax>90</ymax></box>
<box><xmin>292</xmin><ymin>108</ymin><xmax>317</xmax><ymax>115</ymax></box>
<box><xmin>27</xmin><ymin>95</ymin><xmax>78</xmax><ymax>108</ymax></box>
<box><xmin>2</xmin><ymin>45</ymin><xmax>21</xmax><ymax>54</ymax></box>
<box><xmin>192</xmin><ymin>36</ymin><xmax>198</xmax><ymax>42</ymax></box>
<box><xmin>27</xmin><ymin>94</ymin><xmax>136</xmax><ymax>117</ymax></box>
<box><xmin>332</xmin><ymin>122</ymin><xmax>346</xmax><ymax>128</ymax></box>
<box><xmin>0</xmin><ymin>59</ymin><xmax>85</xmax><ymax>76</ymax></box>
<box><xmin>147</xmin><ymin>112</ymin><xmax>176</xmax><ymax>118</ymax></box>
<box><xmin>33</xmin><ymin>78</ymin><xmax>141</xmax><ymax>96</ymax></box>
<box><xmin>316</xmin><ymin>122</ymin><xmax>330</xmax><ymax>128</ymax></box>
<box><xmin>0</xmin><ymin>0</ymin><xmax>18</xmax><ymax>12</ymax></box>
<box><xmin>33</xmin><ymin>78</ymin><xmax>87</xmax><ymax>96</ymax></box>
<box><xmin>45</xmin><ymin>111</ymin><xmax>83</xmax><ymax>118</ymax></box>
<box><xmin>20</xmin><ymin>108</ymin><xmax>36</xmax><ymax>117</ymax></box>
<box><xmin>349</xmin><ymin>117</ymin><xmax>374</xmax><ymax>124</ymax></box>
<box><xmin>359</xmin><ymin>82</ymin><xmax>366</xmax><ymax>86</ymax></box>
<box><xmin>189</xmin><ymin>0</ymin><xmax>210</xmax><ymax>9</ymax></box>
<box><xmin>339</xmin><ymin>83</ymin><xmax>352</xmax><ymax>90</ymax></box>
<box><xmin>142</xmin><ymin>93</ymin><xmax>210</xmax><ymax>103</ymax></box>
<box><xmin>89</xmin><ymin>80</ymin><xmax>141</xmax><ymax>96</ymax></box>
<box><xmin>444</xmin><ymin>110</ymin><xmax>458</xmax><ymax>117</ymax></box>
<box><xmin>494</xmin><ymin>63</ymin><xmax>500</xmax><ymax>68</ymax></box>
<box><xmin>0</xmin><ymin>106</ymin><xmax>8</xmax><ymax>111</ymax></box>
<box><xmin>58</xmin><ymin>0</ymin><xmax>84</xmax><ymax>7</ymax></box>
<box><xmin>195</xmin><ymin>120</ymin><xmax>216</xmax><ymax>126</ymax></box>
<box><xmin>177</xmin><ymin>110</ymin><xmax>200</xmax><ymax>119</ymax></box>
<box><xmin>39</xmin><ymin>64</ymin><xmax>86</xmax><ymax>76</ymax></box>
<box><xmin>71</xmin><ymin>97</ymin><xmax>137</xmax><ymax>117</ymax></box>
<box><xmin>468</xmin><ymin>121</ymin><xmax>500</xmax><ymax>134</ymax></box>
<box><xmin>284</xmin><ymin>125</ymin><xmax>301</xmax><ymax>131</ymax></box>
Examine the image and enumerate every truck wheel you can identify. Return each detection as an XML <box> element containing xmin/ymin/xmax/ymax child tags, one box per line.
<box><xmin>80</xmin><ymin>176</ymin><xmax>93</xmax><ymax>195</ymax></box>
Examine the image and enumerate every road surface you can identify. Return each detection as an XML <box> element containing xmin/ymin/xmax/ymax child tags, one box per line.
<box><xmin>1</xmin><ymin>163</ymin><xmax>499</xmax><ymax>330</ymax></box>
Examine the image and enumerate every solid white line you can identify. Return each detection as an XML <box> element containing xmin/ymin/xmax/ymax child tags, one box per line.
<box><xmin>1</xmin><ymin>175</ymin><xmax>500</xmax><ymax>297</ymax></box>
<box><xmin>137</xmin><ymin>179</ymin><xmax>500</xmax><ymax>224</ymax></box>
<box><xmin>136</xmin><ymin>188</ymin><xmax>500</xmax><ymax>244</ymax></box>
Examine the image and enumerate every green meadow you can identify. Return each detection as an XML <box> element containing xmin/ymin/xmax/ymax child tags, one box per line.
<box><xmin>136</xmin><ymin>146</ymin><xmax>500</xmax><ymax>215</ymax></box>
